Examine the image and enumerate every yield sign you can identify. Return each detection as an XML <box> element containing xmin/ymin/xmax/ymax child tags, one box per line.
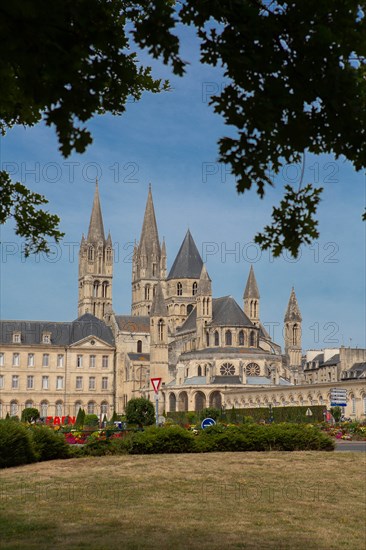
<box><xmin>150</xmin><ymin>377</ymin><xmax>162</xmax><ymax>394</ymax></box>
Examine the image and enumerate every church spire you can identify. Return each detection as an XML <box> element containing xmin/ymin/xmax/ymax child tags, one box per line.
<box><xmin>150</xmin><ymin>282</ymin><xmax>167</xmax><ymax>317</ymax></box>
<box><xmin>285</xmin><ymin>287</ymin><xmax>302</xmax><ymax>322</ymax></box>
<box><xmin>243</xmin><ymin>265</ymin><xmax>260</xmax><ymax>325</ymax></box>
<box><xmin>139</xmin><ymin>184</ymin><xmax>160</xmax><ymax>259</ymax></box>
<box><xmin>87</xmin><ymin>180</ymin><xmax>105</xmax><ymax>243</ymax></box>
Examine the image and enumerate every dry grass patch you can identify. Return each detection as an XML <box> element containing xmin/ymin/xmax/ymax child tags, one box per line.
<box><xmin>1</xmin><ymin>452</ymin><xmax>365</xmax><ymax>549</ymax></box>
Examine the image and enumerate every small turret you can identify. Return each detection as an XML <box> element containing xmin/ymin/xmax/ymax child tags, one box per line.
<box><xmin>243</xmin><ymin>265</ymin><xmax>260</xmax><ymax>325</ymax></box>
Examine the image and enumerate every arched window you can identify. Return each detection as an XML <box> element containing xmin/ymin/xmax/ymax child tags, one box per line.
<box><xmin>187</xmin><ymin>304</ymin><xmax>194</xmax><ymax>315</ymax></box>
<box><xmin>40</xmin><ymin>401</ymin><xmax>48</xmax><ymax>417</ymax></box>
<box><xmin>106</xmin><ymin>247</ymin><xmax>112</xmax><ymax>263</ymax></box>
<box><xmin>225</xmin><ymin>330</ymin><xmax>232</xmax><ymax>346</ymax></box>
<box><xmin>102</xmin><ymin>281</ymin><xmax>108</xmax><ymax>298</ymax></box>
<box><xmin>137</xmin><ymin>340</ymin><xmax>142</xmax><ymax>353</ymax></box>
<box><xmin>145</xmin><ymin>285</ymin><xmax>150</xmax><ymax>300</ymax></box>
<box><xmin>93</xmin><ymin>281</ymin><xmax>100</xmax><ymax>297</ymax></box>
<box><xmin>55</xmin><ymin>401</ymin><xmax>63</xmax><ymax>417</ymax></box>
<box><xmin>214</xmin><ymin>331</ymin><xmax>219</xmax><ymax>346</ymax></box>
<box><xmin>239</xmin><ymin>330</ymin><xmax>244</xmax><ymax>346</ymax></box>
<box><xmin>87</xmin><ymin>401</ymin><xmax>96</xmax><ymax>415</ymax></box>
<box><xmin>101</xmin><ymin>402</ymin><xmax>108</xmax><ymax>415</ymax></box>
<box><xmin>197</xmin><ymin>365</ymin><xmax>202</xmax><ymax>377</ymax></box>
<box><xmin>25</xmin><ymin>400</ymin><xmax>34</xmax><ymax>409</ymax></box>
<box><xmin>249</xmin><ymin>330</ymin><xmax>256</xmax><ymax>347</ymax></box>
<box><xmin>180</xmin><ymin>304</ymin><xmax>186</xmax><ymax>315</ymax></box>
<box><xmin>88</xmin><ymin>246</ymin><xmax>94</xmax><ymax>261</ymax></box>
<box><xmin>206</xmin><ymin>331</ymin><xmax>210</xmax><ymax>347</ymax></box>
<box><xmin>158</xmin><ymin>319</ymin><xmax>164</xmax><ymax>341</ymax></box>
<box><xmin>292</xmin><ymin>324</ymin><xmax>298</xmax><ymax>345</ymax></box>
<box><xmin>192</xmin><ymin>282</ymin><xmax>198</xmax><ymax>296</ymax></box>
<box><xmin>177</xmin><ymin>282</ymin><xmax>183</xmax><ymax>296</ymax></box>
<box><xmin>10</xmin><ymin>400</ymin><xmax>18</xmax><ymax>416</ymax></box>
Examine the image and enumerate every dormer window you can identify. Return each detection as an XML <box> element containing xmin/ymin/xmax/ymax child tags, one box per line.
<box><xmin>42</xmin><ymin>332</ymin><xmax>51</xmax><ymax>344</ymax></box>
<box><xmin>12</xmin><ymin>332</ymin><xmax>21</xmax><ymax>344</ymax></box>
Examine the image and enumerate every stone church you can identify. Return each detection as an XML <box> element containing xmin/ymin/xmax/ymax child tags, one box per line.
<box><xmin>0</xmin><ymin>183</ymin><xmax>365</xmax><ymax>419</ymax></box>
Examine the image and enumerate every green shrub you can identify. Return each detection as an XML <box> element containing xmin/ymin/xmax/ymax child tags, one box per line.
<box><xmin>21</xmin><ymin>407</ymin><xmax>40</xmax><ymax>423</ymax></box>
<box><xmin>30</xmin><ymin>426</ymin><xmax>70</xmax><ymax>461</ymax></box>
<box><xmin>130</xmin><ymin>426</ymin><xmax>195</xmax><ymax>454</ymax></box>
<box><xmin>0</xmin><ymin>420</ymin><xmax>37</xmax><ymax>468</ymax></box>
<box><xmin>200</xmin><ymin>408</ymin><xmax>221</xmax><ymax>421</ymax></box>
<box><xmin>126</xmin><ymin>398</ymin><xmax>155</xmax><ymax>428</ymax></box>
<box><xmin>84</xmin><ymin>414</ymin><xmax>99</xmax><ymax>427</ymax></box>
<box><xmin>83</xmin><ymin>439</ymin><xmax>113</xmax><ymax>456</ymax></box>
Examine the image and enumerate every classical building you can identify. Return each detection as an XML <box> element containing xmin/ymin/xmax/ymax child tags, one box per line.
<box><xmin>1</xmin><ymin>183</ymin><xmax>365</xmax><ymax>419</ymax></box>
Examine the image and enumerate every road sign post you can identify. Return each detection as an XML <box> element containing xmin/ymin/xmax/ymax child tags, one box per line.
<box><xmin>150</xmin><ymin>378</ymin><xmax>162</xmax><ymax>427</ymax></box>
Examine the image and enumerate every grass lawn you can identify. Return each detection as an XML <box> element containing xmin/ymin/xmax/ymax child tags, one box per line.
<box><xmin>0</xmin><ymin>452</ymin><xmax>365</xmax><ymax>549</ymax></box>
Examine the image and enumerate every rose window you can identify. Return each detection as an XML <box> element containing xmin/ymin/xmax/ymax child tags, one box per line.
<box><xmin>245</xmin><ymin>363</ymin><xmax>260</xmax><ymax>376</ymax></box>
<box><xmin>220</xmin><ymin>363</ymin><xmax>235</xmax><ymax>376</ymax></box>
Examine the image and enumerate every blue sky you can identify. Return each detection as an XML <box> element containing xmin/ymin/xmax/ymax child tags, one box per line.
<box><xmin>0</xmin><ymin>25</ymin><xmax>365</xmax><ymax>352</ymax></box>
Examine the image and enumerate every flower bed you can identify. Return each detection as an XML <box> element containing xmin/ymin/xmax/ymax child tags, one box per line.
<box><xmin>320</xmin><ymin>422</ymin><xmax>366</xmax><ymax>441</ymax></box>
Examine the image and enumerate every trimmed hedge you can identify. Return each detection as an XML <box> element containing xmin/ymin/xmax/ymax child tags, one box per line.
<box><xmin>130</xmin><ymin>426</ymin><xmax>195</xmax><ymax>454</ymax></box>
<box><xmin>0</xmin><ymin>420</ymin><xmax>37</xmax><ymax>468</ymax></box>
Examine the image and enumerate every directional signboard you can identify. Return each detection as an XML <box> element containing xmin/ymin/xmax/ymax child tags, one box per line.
<box><xmin>330</xmin><ymin>388</ymin><xmax>347</xmax><ymax>407</ymax></box>
<box><xmin>201</xmin><ymin>418</ymin><xmax>216</xmax><ymax>429</ymax></box>
<box><xmin>150</xmin><ymin>378</ymin><xmax>162</xmax><ymax>394</ymax></box>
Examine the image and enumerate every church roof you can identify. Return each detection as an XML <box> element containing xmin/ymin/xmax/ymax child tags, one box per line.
<box><xmin>138</xmin><ymin>185</ymin><xmax>161</xmax><ymax>259</ymax></box>
<box><xmin>167</xmin><ymin>230</ymin><xmax>203</xmax><ymax>280</ymax></box>
<box><xmin>0</xmin><ymin>313</ymin><xmax>114</xmax><ymax>346</ymax></box>
<box><xmin>197</xmin><ymin>264</ymin><xmax>212</xmax><ymax>296</ymax></box>
<box><xmin>87</xmin><ymin>181</ymin><xmax>105</xmax><ymax>243</ymax></box>
<box><xmin>177</xmin><ymin>296</ymin><xmax>254</xmax><ymax>334</ymax></box>
<box><xmin>212</xmin><ymin>376</ymin><xmax>242</xmax><ymax>384</ymax></box>
<box><xmin>150</xmin><ymin>283</ymin><xmax>167</xmax><ymax>317</ymax></box>
<box><xmin>243</xmin><ymin>266</ymin><xmax>260</xmax><ymax>299</ymax></box>
<box><xmin>115</xmin><ymin>315</ymin><xmax>150</xmax><ymax>333</ymax></box>
<box><xmin>284</xmin><ymin>287</ymin><xmax>302</xmax><ymax>322</ymax></box>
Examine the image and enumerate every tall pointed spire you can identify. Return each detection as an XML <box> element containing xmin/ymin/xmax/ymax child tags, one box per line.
<box><xmin>87</xmin><ymin>180</ymin><xmax>105</xmax><ymax>243</ymax></box>
<box><xmin>285</xmin><ymin>287</ymin><xmax>302</xmax><ymax>322</ymax></box>
<box><xmin>167</xmin><ymin>229</ymin><xmax>203</xmax><ymax>280</ymax></box>
<box><xmin>139</xmin><ymin>184</ymin><xmax>161</xmax><ymax>258</ymax></box>
<box><xmin>197</xmin><ymin>264</ymin><xmax>211</xmax><ymax>296</ymax></box>
<box><xmin>150</xmin><ymin>282</ymin><xmax>167</xmax><ymax>317</ymax></box>
<box><xmin>243</xmin><ymin>265</ymin><xmax>260</xmax><ymax>299</ymax></box>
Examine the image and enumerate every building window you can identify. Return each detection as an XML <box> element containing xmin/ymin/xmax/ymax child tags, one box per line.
<box><xmin>152</xmin><ymin>263</ymin><xmax>157</xmax><ymax>276</ymax></box>
<box><xmin>25</xmin><ymin>400</ymin><xmax>33</xmax><ymax>409</ymax></box>
<box><xmin>55</xmin><ymin>401</ymin><xmax>63</xmax><ymax>417</ymax></box>
<box><xmin>42</xmin><ymin>354</ymin><xmax>49</xmax><ymax>367</ymax></box>
<box><xmin>12</xmin><ymin>332</ymin><xmax>21</xmax><ymax>343</ymax></box>
<box><xmin>10</xmin><ymin>401</ymin><xmax>18</xmax><ymax>416</ymax></box>
<box><xmin>239</xmin><ymin>330</ymin><xmax>244</xmax><ymax>346</ymax></box>
<box><xmin>77</xmin><ymin>355</ymin><xmax>83</xmax><ymax>368</ymax></box>
<box><xmin>101</xmin><ymin>401</ymin><xmax>108</xmax><ymax>415</ymax></box>
<box><xmin>28</xmin><ymin>353</ymin><xmax>34</xmax><ymax>367</ymax></box>
<box><xmin>88</xmin><ymin>246</ymin><xmax>94</xmax><ymax>261</ymax></box>
<box><xmin>42</xmin><ymin>376</ymin><xmax>49</xmax><ymax>390</ymax></box>
<box><xmin>89</xmin><ymin>377</ymin><xmax>96</xmax><ymax>390</ymax></box>
<box><xmin>42</xmin><ymin>333</ymin><xmax>51</xmax><ymax>344</ymax></box>
<box><xmin>93</xmin><ymin>281</ymin><xmax>99</xmax><ymax>297</ymax></box>
<box><xmin>102</xmin><ymin>377</ymin><xmax>108</xmax><ymax>390</ymax></box>
<box><xmin>0</xmin><ymin>375</ymin><xmax>3</xmax><ymax>389</ymax></box>
<box><xmin>102</xmin><ymin>355</ymin><xmax>109</xmax><ymax>368</ymax></box>
<box><xmin>102</xmin><ymin>281</ymin><xmax>108</xmax><ymax>298</ymax></box>
<box><xmin>214</xmin><ymin>331</ymin><xmax>219</xmax><ymax>346</ymax></box>
<box><xmin>137</xmin><ymin>340</ymin><xmax>142</xmax><ymax>353</ymax></box>
<box><xmin>12</xmin><ymin>375</ymin><xmax>19</xmax><ymax>389</ymax></box>
<box><xmin>75</xmin><ymin>401</ymin><xmax>82</xmax><ymax>415</ymax></box>
<box><xmin>158</xmin><ymin>319</ymin><xmax>164</xmax><ymax>341</ymax></box>
<box><xmin>246</xmin><ymin>363</ymin><xmax>260</xmax><ymax>376</ymax></box>
<box><xmin>12</xmin><ymin>353</ymin><xmax>20</xmax><ymax>366</ymax></box>
<box><xmin>89</xmin><ymin>355</ymin><xmax>96</xmax><ymax>368</ymax></box>
<box><xmin>0</xmin><ymin>353</ymin><xmax>3</xmax><ymax>366</ymax></box>
<box><xmin>87</xmin><ymin>401</ymin><xmax>96</xmax><ymax>414</ymax></box>
<box><xmin>106</xmin><ymin>248</ymin><xmax>112</xmax><ymax>263</ymax></box>
<box><xmin>27</xmin><ymin>375</ymin><xmax>34</xmax><ymax>389</ymax></box>
<box><xmin>206</xmin><ymin>331</ymin><xmax>210</xmax><ymax>347</ymax></box>
<box><xmin>192</xmin><ymin>282</ymin><xmax>198</xmax><ymax>296</ymax></box>
<box><xmin>197</xmin><ymin>365</ymin><xmax>202</xmax><ymax>377</ymax></box>
<box><xmin>56</xmin><ymin>376</ymin><xmax>64</xmax><ymax>390</ymax></box>
<box><xmin>57</xmin><ymin>354</ymin><xmax>64</xmax><ymax>367</ymax></box>
<box><xmin>220</xmin><ymin>363</ymin><xmax>235</xmax><ymax>376</ymax></box>
<box><xmin>40</xmin><ymin>401</ymin><xmax>48</xmax><ymax>417</ymax></box>
<box><xmin>225</xmin><ymin>330</ymin><xmax>232</xmax><ymax>346</ymax></box>
<box><xmin>249</xmin><ymin>331</ymin><xmax>256</xmax><ymax>347</ymax></box>
<box><xmin>145</xmin><ymin>285</ymin><xmax>150</xmax><ymax>300</ymax></box>
<box><xmin>177</xmin><ymin>282</ymin><xmax>182</xmax><ymax>296</ymax></box>
<box><xmin>76</xmin><ymin>376</ymin><xmax>83</xmax><ymax>390</ymax></box>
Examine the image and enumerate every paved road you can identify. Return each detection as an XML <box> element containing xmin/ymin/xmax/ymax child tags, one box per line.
<box><xmin>335</xmin><ymin>441</ymin><xmax>366</xmax><ymax>452</ymax></box>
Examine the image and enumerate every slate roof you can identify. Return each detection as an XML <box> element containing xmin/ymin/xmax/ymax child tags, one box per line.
<box><xmin>177</xmin><ymin>296</ymin><xmax>254</xmax><ymax>335</ymax></box>
<box><xmin>138</xmin><ymin>185</ymin><xmax>161</xmax><ymax>259</ymax></box>
<box><xmin>246</xmin><ymin>376</ymin><xmax>272</xmax><ymax>385</ymax></box>
<box><xmin>212</xmin><ymin>376</ymin><xmax>242</xmax><ymax>384</ymax></box>
<box><xmin>183</xmin><ymin>376</ymin><xmax>207</xmax><ymax>385</ymax></box>
<box><xmin>127</xmin><ymin>353</ymin><xmax>150</xmax><ymax>361</ymax></box>
<box><xmin>115</xmin><ymin>315</ymin><xmax>150</xmax><ymax>333</ymax></box>
<box><xmin>167</xmin><ymin>230</ymin><xmax>203</xmax><ymax>280</ymax></box>
<box><xmin>320</xmin><ymin>354</ymin><xmax>340</xmax><ymax>366</ymax></box>
<box><xmin>0</xmin><ymin>313</ymin><xmax>114</xmax><ymax>346</ymax></box>
<box><xmin>348</xmin><ymin>362</ymin><xmax>366</xmax><ymax>373</ymax></box>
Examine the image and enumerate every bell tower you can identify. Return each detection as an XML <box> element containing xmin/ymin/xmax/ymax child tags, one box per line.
<box><xmin>284</xmin><ymin>287</ymin><xmax>302</xmax><ymax>367</ymax></box>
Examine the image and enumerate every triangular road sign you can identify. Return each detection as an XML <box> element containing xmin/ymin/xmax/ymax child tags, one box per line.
<box><xmin>150</xmin><ymin>377</ymin><xmax>162</xmax><ymax>394</ymax></box>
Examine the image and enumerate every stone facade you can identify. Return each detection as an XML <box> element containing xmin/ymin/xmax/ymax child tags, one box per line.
<box><xmin>0</xmin><ymin>183</ymin><xmax>365</xmax><ymax>420</ymax></box>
